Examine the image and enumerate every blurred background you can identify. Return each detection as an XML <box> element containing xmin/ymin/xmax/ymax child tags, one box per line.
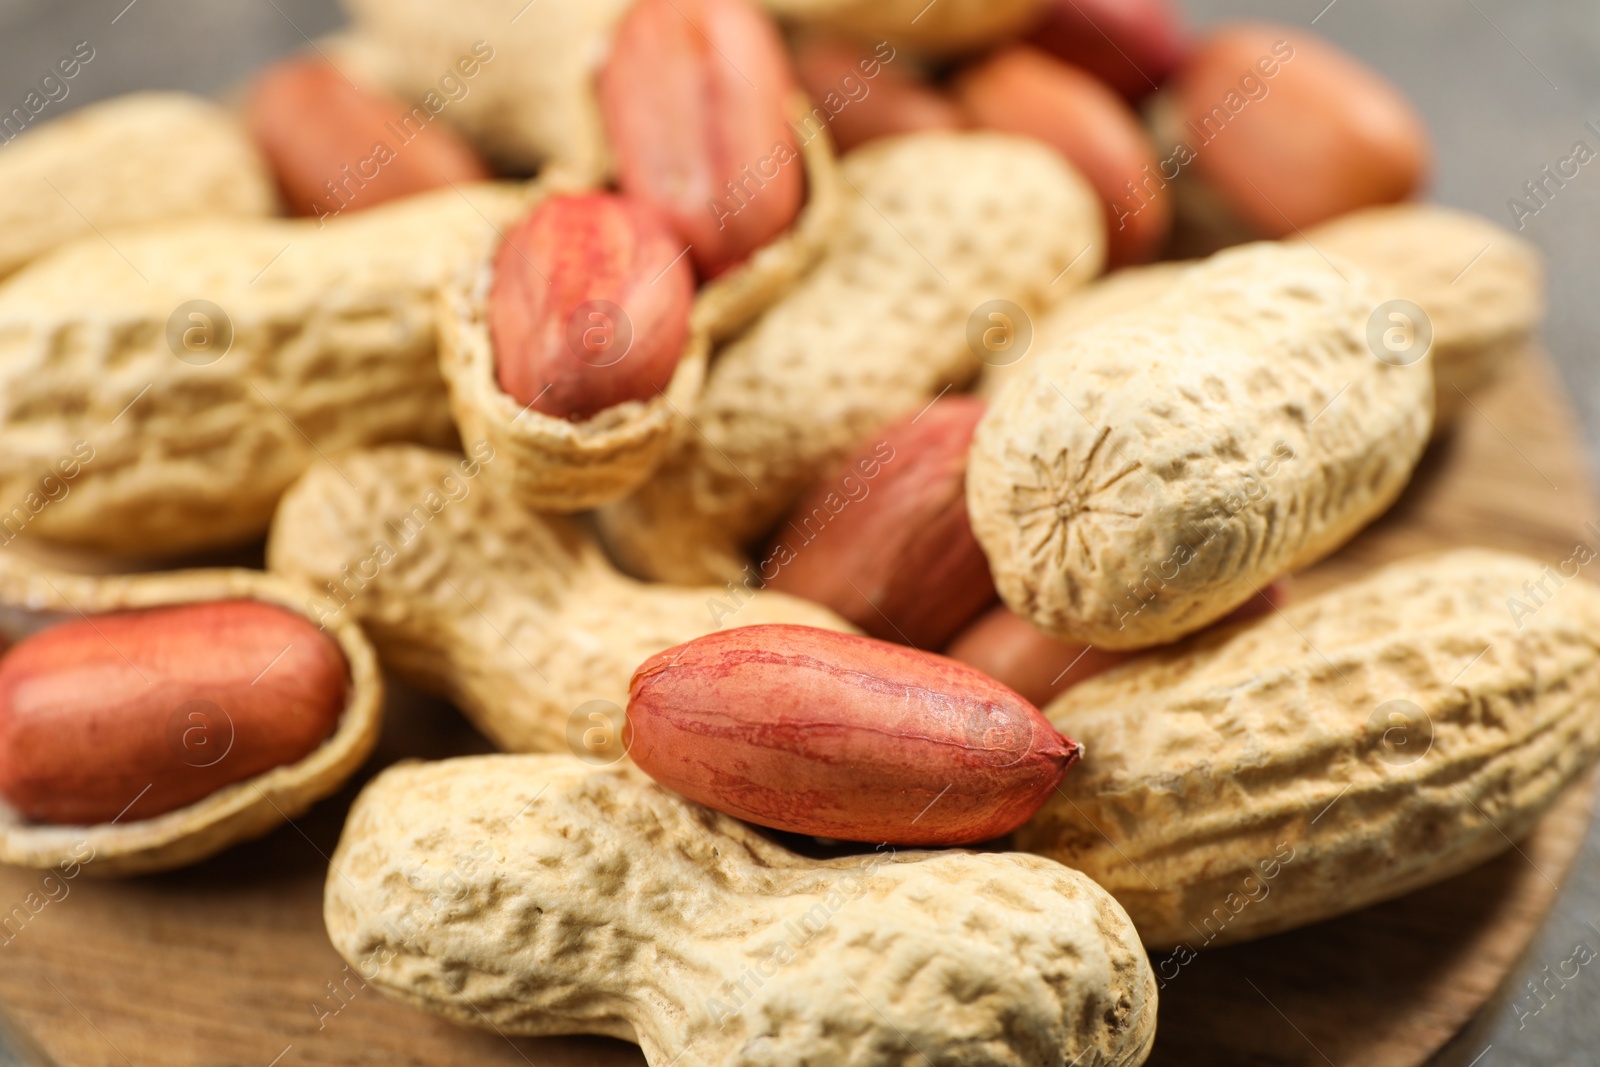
<box><xmin>0</xmin><ymin>0</ymin><xmax>1596</xmax><ymax>1063</ymax></box>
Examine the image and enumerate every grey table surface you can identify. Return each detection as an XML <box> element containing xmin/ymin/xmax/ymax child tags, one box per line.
<box><xmin>1</xmin><ymin>0</ymin><xmax>1597</xmax><ymax>1064</ymax></box>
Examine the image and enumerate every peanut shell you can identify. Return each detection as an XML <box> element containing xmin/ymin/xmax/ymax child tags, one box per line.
<box><xmin>441</xmin><ymin>99</ymin><xmax>842</xmax><ymax>512</ymax></box>
<box><xmin>1303</xmin><ymin>203</ymin><xmax>1544</xmax><ymax>422</ymax></box>
<box><xmin>0</xmin><ymin>92</ymin><xmax>276</xmax><ymax>278</ymax></box>
<box><xmin>0</xmin><ymin>182</ymin><xmax>529</xmax><ymax>556</ymax></box>
<box><xmin>0</xmin><ymin>552</ymin><xmax>381</xmax><ymax>876</ymax></box>
<box><xmin>266</xmin><ymin>445</ymin><xmax>848</xmax><ymax>756</ymax></box>
<box><xmin>969</xmin><ymin>241</ymin><xmax>1433</xmax><ymax>649</ymax></box>
<box><xmin>1016</xmin><ymin>549</ymin><xmax>1600</xmax><ymax>949</ymax></box>
<box><xmin>325</xmin><ymin>755</ymin><xmax>1158</xmax><ymax>1066</ymax></box>
<box><xmin>601</xmin><ymin>131</ymin><xmax>1106</xmax><ymax>583</ymax></box>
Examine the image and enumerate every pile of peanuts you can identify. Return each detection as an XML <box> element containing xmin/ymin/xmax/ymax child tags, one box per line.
<box><xmin>0</xmin><ymin>0</ymin><xmax>1587</xmax><ymax>1063</ymax></box>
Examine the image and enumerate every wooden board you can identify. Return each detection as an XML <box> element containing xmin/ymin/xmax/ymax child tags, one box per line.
<box><xmin>0</xmin><ymin>350</ymin><xmax>1595</xmax><ymax>1067</ymax></box>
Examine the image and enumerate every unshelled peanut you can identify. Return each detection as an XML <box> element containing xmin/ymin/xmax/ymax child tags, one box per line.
<box><xmin>763</xmin><ymin>395</ymin><xmax>994</xmax><ymax>648</ymax></box>
<box><xmin>0</xmin><ymin>601</ymin><xmax>347</xmax><ymax>825</ymax></box>
<box><xmin>0</xmin><ymin>92</ymin><xmax>276</xmax><ymax>278</ymax></box>
<box><xmin>247</xmin><ymin>56</ymin><xmax>491</xmax><ymax>218</ymax></box>
<box><xmin>0</xmin><ymin>555</ymin><xmax>381</xmax><ymax>876</ymax></box>
<box><xmin>600</xmin><ymin>131</ymin><xmax>1104</xmax><ymax>584</ymax></box>
<box><xmin>267</xmin><ymin>445</ymin><xmax>848</xmax><ymax>756</ymax></box>
<box><xmin>489</xmin><ymin>193</ymin><xmax>694</xmax><ymax>420</ymax></box>
<box><xmin>628</xmin><ymin>624</ymin><xmax>1076</xmax><ymax>844</ymax></box>
<box><xmin>969</xmin><ymin>242</ymin><xmax>1432</xmax><ymax>649</ymax></box>
<box><xmin>1017</xmin><ymin>549</ymin><xmax>1600</xmax><ymax>948</ymax></box>
<box><xmin>601</xmin><ymin>0</ymin><xmax>804</xmax><ymax>278</ymax></box>
<box><xmin>957</xmin><ymin>45</ymin><xmax>1171</xmax><ymax>266</ymax></box>
<box><xmin>326</xmin><ymin>756</ymin><xmax>1158</xmax><ymax>1065</ymax></box>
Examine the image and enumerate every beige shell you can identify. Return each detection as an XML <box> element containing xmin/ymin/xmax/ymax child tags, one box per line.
<box><xmin>338</xmin><ymin>0</ymin><xmax>634</xmax><ymax>179</ymax></box>
<box><xmin>0</xmin><ymin>181</ymin><xmax>530</xmax><ymax>557</ymax></box>
<box><xmin>0</xmin><ymin>92</ymin><xmax>277</xmax><ymax>279</ymax></box>
<box><xmin>266</xmin><ymin>445</ymin><xmax>848</xmax><ymax>756</ymax></box>
<box><xmin>600</xmin><ymin>131</ymin><xmax>1106</xmax><ymax>584</ymax></box>
<box><xmin>968</xmin><ymin>242</ymin><xmax>1434</xmax><ymax>650</ymax></box>
<box><xmin>0</xmin><ymin>552</ymin><xmax>381</xmax><ymax>877</ymax></box>
<box><xmin>1015</xmin><ymin>548</ymin><xmax>1600</xmax><ymax>949</ymax></box>
<box><xmin>761</xmin><ymin>0</ymin><xmax>1047</xmax><ymax>53</ymax></box>
<box><xmin>439</xmin><ymin>99</ymin><xmax>843</xmax><ymax>512</ymax></box>
<box><xmin>978</xmin><ymin>262</ymin><xmax>1188</xmax><ymax>400</ymax></box>
<box><xmin>1302</xmin><ymin>203</ymin><xmax>1545</xmax><ymax>422</ymax></box>
<box><xmin>326</xmin><ymin>755</ymin><xmax>1158</xmax><ymax>1066</ymax></box>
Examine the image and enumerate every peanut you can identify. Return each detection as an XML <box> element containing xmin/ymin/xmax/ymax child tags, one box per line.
<box><xmin>1303</xmin><ymin>203</ymin><xmax>1544</xmax><ymax>422</ymax></box>
<box><xmin>0</xmin><ymin>181</ymin><xmax>527</xmax><ymax>556</ymax></box>
<box><xmin>489</xmin><ymin>193</ymin><xmax>694</xmax><ymax>421</ymax></box>
<box><xmin>763</xmin><ymin>395</ymin><xmax>994</xmax><ymax>648</ymax></box>
<box><xmin>600</xmin><ymin>131</ymin><xmax>1105</xmax><ymax>584</ymax></box>
<box><xmin>761</xmin><ymin>0</ymin><xmax>1048</xmax><ymax>54</ymax></box>
<box><xmin>246</xmin><ymin>55</ymin><xmax>491</xmax><ymax>219</ymax></box>
<box><xmin>267</xmin><ymin>445</ymin><xmax>848</xmax><ymax>756</ymax></box>
<box><xmin>0</xmin><ymin>555</ymin><xmax>381</xmax><ymax>876</ymax></box>
<box><xmin>957</xmin><ymin>45</ymin><xmax>1172</xmax><ymax>266</ymax></box>
<box><xmin>440</xmin><ymin>108</ymin><xmax>839</xmax><ymax>515</ymax></box>
<box><xmin>601</xmin><ymin>0</ymin><xmax>804</xmax><ymax>278</ymax></box>
<box><xmin>1016</xmin><ymin>549</ymin><xmax>1600</xmax><ymax>949</ymax></box>
<box><xmin>1027</xmin><ymin>0</ymin><xmax>1188</xmax><ymax>102</ymax></box>
<box><xmin>793</xmin><ymin>35</ymin><xmax>965</xmax><ymax>152</ymax></box>
<box><xmin>968</xmin><ymin>242</ymin><xmax>1433</xmax><ymax>649</ymax></box>
<box><xmin>0</xmin><ymin>92</ymin><xmax>275</xmax><ymax>278</ymax></box>
<box><xmin>1166</xmin><ymin>24</ymin><xmax>1429</xmax><ymax>238</ymax></box>
<box><xmin>629</xmin><ymin>624</ymin><xmax>1076</xmax><ymax>844</ymax></box>
<box><xmin>325</xmin><ymin>755</ymin><xmax>1158</xmax><ymax>1065</ymax></box>
<box><xmin>0</xmin><ymin>601</ymin><xmax>346</xmax><ymax>826</ymax></box>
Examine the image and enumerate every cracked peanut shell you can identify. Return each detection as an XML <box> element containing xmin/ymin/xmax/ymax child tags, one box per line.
<box><xmin>1015</xmin><ymin>548</ymin><xmax>1600</xmax><ymax>949</ymax></box>
<box><xmin>969</xmin><ymin>241</ymin><xmax>1434</xmax><ymax>650</ymax></box>
<box><xmin>325</xmin><ymin>755</ymin><xmax>1158</xmax><ymax>1067</ymax></box>
<box><xmin>0</xmin><ymin>552</ymin><xmax>381</xmax><ymax>877</ymax></box>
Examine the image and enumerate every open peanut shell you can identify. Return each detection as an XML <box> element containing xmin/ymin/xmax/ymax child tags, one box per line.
<box><xmin>0</xmin><ymin>553</ymin><xmax>382</xmax><ymax>877</ymax></box>
<box><xmin>438</xmin><ymin>96</ymin><xmax>842</xmax><ymax>513</ymax></box>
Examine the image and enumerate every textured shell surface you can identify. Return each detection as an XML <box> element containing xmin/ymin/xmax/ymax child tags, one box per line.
<box><xmin>1015</xmin><ymin>548</ymin><xmax>1600</xmax><ymax>949</ymax></box>
<box><xmin>340</xmin><ymin>0</ymin><xmax>633</xmax><ymax>179</ymax></box>
<box><xmin>326</xmin><ymin>755</ymin><xmax>1157</xmax><ymax>1067</ymax></box>
<box><xmin>0</xmin><ymin>552</ymin><xmax>382</xmax><ymax>877</ymax></box>
<box><xmin>0</xmin><ymin>92</ymin><xmax>276</xmax><ymax>278</ymax></box>
<box><xmin>968</xmin><ymin>241</ymin><xmax>1434</xmax><ymax>650</ymax></box>
<box><xmin>0</xmin><ymin>182</ymin><xmax>529</xmax><ymax>555</ymax></box>
<box><xmin>601</xmin><ymin>131</ymin><xmax>1106</xmax><ymax>583</ymax></box>
<box><xmin>1303</xmin><ymin>203</ymin><xmax>1545</xmax><ymax>411</ymax></box>
<box><xmin>266</xmin><ymin>445</ymin><xmax>846</xmax><ymax>756</ymax></box>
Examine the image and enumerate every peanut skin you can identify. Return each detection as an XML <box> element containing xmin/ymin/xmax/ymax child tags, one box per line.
<box><xmin>626</xmin><ymin>624</ymin><xmax>1079</xmax><ymax>845</ymax></box>
<box><xmin>600</xmin><ymin>0</ymin><xmax>803</xmax><ymax>278</ymax></box>
<box><xmin>0</xmin><ymin>600</ymin><xmax>348</xmax><ymax>825</ymax></box>
<box><xmin>1175</xmin><ymin>24</ymin><xmax>1429</xmax><ymax>236</ymax></box>
<box><xmin>247</xmin><ymin>56</ymin><xmax>491</xmax><ymax>218</ymax></box>
<box><xmin>489</xmin><ymin>193</ymin><xmax>695</xmax><ymax>420</ymax></box>
<box><xmin>763</xmin><ymin>395</ymin><xmax>995</xmax><ymax>648</ymax></box>
<box><xmin>1027</xmin><ymin>0</ymin><xmax>1188</xmax><ymax>102</ymax></box>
